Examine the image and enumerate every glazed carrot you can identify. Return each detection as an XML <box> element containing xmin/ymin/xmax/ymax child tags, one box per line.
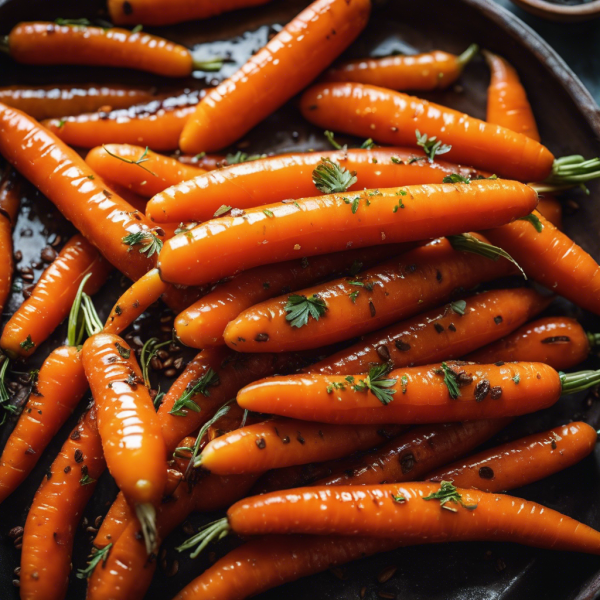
<box><xmin>0</xmin><ymin>84</ymin><xmax>162</xmax><ymax>120</ymax></box>
<box><xmin>3</xmin><ymin>22</ymin><xmax>195</xmax><ymax>77</ymax></box>
<box><xmin>43</xmin><ymin>90</ymin><xmax>202</xmax><ymax>151</ymax></box>
<box><xmin>427</xmin><ymin>422</ymin><xmax>597</xmax><ymax>492</ymax></box>
<box><xmin>308</xmin><ymin>288</ymin><xmax>550</xmax><ymax>375</ymax></box>
<box><xmin>0</xmin><ymin>234</ymin><xmax>111</xmax><ymax>358</ymax></box>
<box><xmin>536</xmin><ymin>195</ymin><xmax>562</xmax><ymax>228</ymax></box>
<box><xmin>146</xmin><ymin>148</ymin><xmax>485</xmax><ymax>224</ymax></box>
<box><xmin>0</xmin><ymin>166</ymin><xmax>19</xmax><ymax>314</ymax></box>
<box><xmin>86</xmin><ymin>144</ymin><xmax>206</xmax><ymax>198</ymax></box>
<box><xmin>324</xmin><ymin>44</ymin><xmax>479</xmax><ymax>91</ymax></box>
<box><xmin>223</xmin><ymin>236</ymin><xmax>517</xmax><ymax>353</ymax></box>
<box><xmin>175</xmin><ymin>243</ymin><xmax>413</xmax><ymax>348</ymax></box>
<box><xmin>483</xmin><ymin>50</ymin><xmax>540</xmax><ymax>142</ymax></box>
<box><xmin>0</xmin><ymin>103</ymin><xmax>163</xmax><ymax>281</ymax></box>
<box><xmin>158</xmin><ymin>179</ymin><xmax>537</xmax><ymax>286</ymax></box>
<box><xmin>20</xmin><ymin>405</ymin><xmax>106</xmax><ymax>600</ymax></box>
<box><xmin>82</xmin><ymin>333</ymin><xmax>167</xmax><ymax>552</ymax></box>
<box><xmin>177</xmin><ymin>153</ymin><xmax>226</xmax><ymax>171</ymax></box>
<box><xmin>300</xmin><ymin>82</ymin><xmax>600</xmax><ymax>183</ymax></box>
<box><xmin>466</xmin><ymin>316</ymin><xmax>597</xmax><ymax>370</ymax></box>
<box><xmin>485</xmin><ymin>210</ymin><xmax>600</xmax><ymax>315</ymax></box>
<box><xmin>237</xmin><ymin>361</ymin><xmax>600</xmax><ymax>424</ymax></box>
<box><xmin>179</xmin><ymin>0</ymin><xmax>371</xmax><ymax>153</ymax></box>
<box><xmin>109</xmin><ymin>0</ymin><xmax>273</xmax><ymax>25</ymax></box>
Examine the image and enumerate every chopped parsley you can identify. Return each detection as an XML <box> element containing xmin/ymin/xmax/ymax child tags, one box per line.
<box><xmin>434</xmin><ymin>362</ymin><xmax>461</xmax><ymax>399</ymax></box>
<box><xmin>122</xmin><ymin>230</ymin><xmax>163</xmax><ymax>258</ymax></box>
<box><xmin>20</xmin><ymin>335</ymin><xmax>35</xmax><ymax>351</ymax></box>
<box><xmin>423</xmin><ymin>480</ymin><xmax>477</xmax><ymax>512</ymax></box>
<box><xmin>450</xmin><ymin>300</ymin><xmax>467</xmax><ymax>316</ymax></box>
<box><xmin>415</xmin><ymin>130</ymin><xmax>451</xmax><ymax>162</ymax></box>
<box><xmin>284</xmin><ymin>294</ymin><xmax>327</xmax><ymax>328</ymax></box>
<box><xmin>312</xmin><ymin>158</ymin><xmax>357</xmax><ymax>194</ymax></box>
<box><xmin>351</xmin><ymin>364</ymin><xmax>397</xmax><ymax>405</ymax></box>
<box><xmin>213</xmin><ymin>205</ymin><xmax>232</xmax><ymax>218</ymax></box>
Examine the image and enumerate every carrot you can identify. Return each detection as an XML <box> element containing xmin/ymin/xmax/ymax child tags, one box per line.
<box><xmin>426</xmin><ymin>421</ymin><xmax>598</xmax><ymax>492</ymax></box>
<box><xmin>109</xmin><ymin>0</ymin><xmax>273</xmax><ymax>25</ymax></box>
<box><xmin>300</xmin><ymin>82</ymin><xmax>600</xmax><ymax>183</ymax></box>
<box><xmin>81</xmin><ymin>332</ymin><xmax>167</xmax><ymax>553</ymax></box>
<box><xmin>179</xmin><ymin>0</ymin><xmax>371</xmax><ymax>153</ymax></box>
<box><xmin>175</xmin><ymin>243</ymin><xmax>414</xmax><ymax>348</ymax></box>
<box><xmin>177</xmin><ymin>152</ymin><xmax>226</xmax><ymax>171</ymax></box>
<box><xmin>43</xmin><ymin>90</ymin><xmax>202</xmax><ymax>150</ymax></box>
<box><xmin>0</xmin><ymin>166</ymin><xmax>19</xmax><ymax>314</ymax></box>
<box><xmin>0</xmin><ymin>103</ymin><xmax>164</xmax><ymax>281</ymax></box>
<box><xmin>158</xmin><ymin>179</ymin><xmax>537</xmax><ymax>287</ymax></box>
<box><xmin>0</xmin><ymin>83</ymin><xmax>163</xmax><ymax>120</ymax></box>
<box><xmin>2</xmin><ymin>22</ymin><xmax>197</xmax><ymax>77</ymax></box>
<box><xmin>222</xmin><ymin>236</ymin><xmax>518</xmax><ymax>353</ymax></box>
<box><xmin>536</xmin><ymin>195</ymin><xmax>562</xmax><ymax>229</ymax></box>
<box><xmin>483</xmin><ymin>50</ymin><xmax>540</xmax><ymax>142</ymax></box>
<box><xmin>484</xmin><ymin>210</ymin><xmax>600</xmax><ymax>315</ymax></box>
<box><xmin>0</xmin><ymin>234</ymin><xmax>111</xmax><ymax>358</ymax></box>
<box><xmin>236</xmin><ymin>361</ymin><xmax>600</xmax><ymax>424</ymax></box>
<box><xmin>324</xmin><ymin>44</ymin><xmax>479</xmax><ymax>91</ymax></box>
<box><xmin>20</xmin><ymin>405</ymin><xmax>106</xmax><ymax>600</ymax></box>
<box><xmin>146</xmin><ymin>148</ymin><xmax>485</xmax><ymax>224</ymax></box>
<box><xmin>466</xmin><ymin>316</ymin><xmax>597</xmax><ymax>370</ymax></box>
<box><xmin>86</xmin><ymin>144</ymin><xmax>206</xmax><ymax>198</ymax></box>
<box><xmin>308</xmin><ymin>288</ymin><xmax>550</xmax><ymax>375</ymax></box>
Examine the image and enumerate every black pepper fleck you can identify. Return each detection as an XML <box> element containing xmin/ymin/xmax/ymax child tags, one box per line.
<box><xmin>494</xmin><ymin>316</ymin><xmax>503</xmax><ymax>325</ymax></box>
<box><xmin>474</xmin><ymin>379</ymin><xmax>490</xmax><ymax>402</ymax></box>
<box><xmin>395</xmin><ymin>340</ymin><xmax>411</xmax><ymax>352</ymax></box>
<box><xmin>479</xmin><ymin>466</ymin><xmax>494</xmax><ymax>479</ymax></box>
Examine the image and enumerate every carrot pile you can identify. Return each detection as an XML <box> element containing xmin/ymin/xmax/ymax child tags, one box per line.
<box><xmin>1</xmin><ymin>1</ymin><xmax>600</xmax><ymax>599</ymax></box>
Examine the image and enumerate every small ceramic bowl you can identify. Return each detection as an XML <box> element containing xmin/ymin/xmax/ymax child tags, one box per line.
<box><xmin>509</xmin><ymin>0</ymin><xmax>600</xmax><ymax>21</ymax></box>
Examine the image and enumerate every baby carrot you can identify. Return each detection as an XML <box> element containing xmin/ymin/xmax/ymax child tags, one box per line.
<box><xmin>0</xmin><ymin>234</ymin><xmax>111</xmax><ymax>358</ymax></box>
<box><xmin>237</xmin><ymin>361</ymin><xmax>600</xmax><ymax>424</ymax></box>
<box><xmin>324</xmin><ymin>44</ymin><xmax>479</xmax><ymax>90</ymax></box>
<box><xmin>309</xmin><ymin>288</ymin><xmax>550</xmax><ymax>375</ymax></box>
<box><xmin>427</xmin><ymin>422</ymin><xmax>597</xmax><ymax>492</ymax></box>
<box><xmin>146</xmin><ymin>148</ymin><xmax>485</xmax><ymax>224</ymax></box>
<box><xmin>179</xmin><ymin>0</ymin><xmax>371</xmax><ymax>153</ymax></box>
<box><xmin>158</xmin><ymin>179</ymin><xmax>537</xmax><ymax>286</ymax></box>
<box><xmin>466</xmin><ymin>316</ymin><xmax>598</xmax><ymax>370</ymax></box>
<box><xmin>0</xmin><ymin>166</ymin><xmax>19</xmax><ymax>314</ymax></box>
<box><xmin>86</xmin><ymin>144</ymin><xmax>206</xmax><ymax>198</ymax></box>
<box><xmin>223</xmin><ymin>237</ymin><xmax>517</xmax><ymax>353</ymax></box>
<box><xmin>3</xmin><ymin>22</ymin><xmax>194</xmax><ymax>77</ymax></box>
<box><xmin>536</xmin><ymin>196</ymin><xmax>562</xmax><ymax>229</ymax></box>
<box><xmin>20</xmin><ymin>405</ymin><xmax>106</xmax><ymax>600</ymax></box>
<box><xmin>177</xmin><ymin>153</ymin><xmax>226</xmax><ymax>171</ymax></box>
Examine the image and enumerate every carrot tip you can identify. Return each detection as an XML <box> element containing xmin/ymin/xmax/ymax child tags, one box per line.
<box><xmin>135</xmin><ymin>502</ymin><xmax>158</xmax><ymax>555</ymax></box>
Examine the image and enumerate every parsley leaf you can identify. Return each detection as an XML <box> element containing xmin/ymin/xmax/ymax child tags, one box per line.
<box><xmin>415</xmin><ymin>130</ymin><xmax>451</xmax><ymax>162</ymax></box>
<box><xmin>263</xmin><ymin>209</ymin><xmax>274</xmax><ymax>218</ymax></box>
<box><xmin>423</xmin><ymin>480</ymin><xmax>477</xmax><ymax>512</ymax></box>
<box><xmin>352</xmin><ymin>364</ymin><xmax>397</xmax><ymax>405</ymax></box>
<box><xmin>169</xmin><ymin>368</ymin><xmax>220</xmax><ymax>417</ymax></box>
<box><xmin>442</xmin><ymin>173</ymin><xmax>471</xmax><ymax>184</ymax></box>
<box><xmin>284</xmin><ymin>294</ymin><xmax>327</xmax><ymax>328</ymax></box>
<box><xmin>76</xmin><ymin>544</ymin><xmax>112</xmax><ymax>579</ymax></box>
<box><xmin>361</xmin><ymin>138</ymin><xmax>375</xmax><ymax>149</ymax></box>
<box><xmin>312</xmin><ymin>158</ymin><xmax>357</xmax><ymax>194</ymax></box>
<box><xmin>392</xmin><ymin>493</ymin><xmax>406</xmax><ymax>503</ymax></box>
<box><xmin>20</xmin><ymin>335</ymin><xmax>35</xmax><ymax>351</ymax></box>
<box><xmin>348</xmin><ymin>290</ymin><xmax>359</xmax><ymax>303</ymax></box>
<box><xmin>434</xmin><ymin>362</ymin><xmax>461</xmax><ymax>399</ymax></box>
<box><xmin>213</xmin><ymin>205</ymin><xmax>232</xmax><ymax>218</ymax></box>
<box><xmin>80</xmin><ymin>473</ymin><xmax>96</xmax><ymax>486</ymax></box>
<box><xmin>122</xmin><ymin>230</ymin><xmax>163</xmax><ymax>258</ymax></box>
<box><xmin>450</xmin><ymin>300</ymin><xmax>467</xmax><ymax>316</ymax></box>
<box><xmin>518</xmin><ymin>213</ymin><xmax>543</xmax><ymax>233</ymax></box>
<box><xmin>513</xmin><ymin>373</ymin><xmax>521</xmax><ymax>384</ymax></box>
<box><xmin>114</xmin><ymin>342</ymin><xmax>130</xmax><ymax>359</ymax></box>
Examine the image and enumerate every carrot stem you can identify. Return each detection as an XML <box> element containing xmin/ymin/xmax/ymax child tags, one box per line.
<box><xmin>81</xmin><ymin>293</ymin><xmax>103</xmax><ymax>336</ymax></box>
<box><xmin>545</xmin><ymin>155</ymin><xmax>600</xmax><ymax>185</ymax></box>
<box><xmin>191</xmin><ymin>55</ymin><xmax>225</xmax><ymax>72</ymax></box>
<box><xmin>135</xmin><ymin>502</ymin><xmax>157</xmax><ymax>555</ymax></box>
<box><xmin>561</xmin><ymin>370</ymin><xmax>600</xmax><ymax>395</ymax></box>
<box><xmin>189</xmin><ymin>401</ymin><xmax>233</xmax><ymax>468</ymax></box>
<box><xmin>177</xmin><ymin>517</ymin><xmax>230</xmax><ymax>558</ymax></box>
<box><xmin>456</xmin><ymin>43</ymin><xmax>478</xmax><ymax>68</ymax></box>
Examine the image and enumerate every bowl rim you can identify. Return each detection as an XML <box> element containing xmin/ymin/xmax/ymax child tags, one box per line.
<box><xmin>509</xmin><ymin>0</ymin><xmax>600</xmax><ymax>16</ymax></box>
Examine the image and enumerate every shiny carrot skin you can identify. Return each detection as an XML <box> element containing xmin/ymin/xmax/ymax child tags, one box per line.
<box><xmin>485</xmin><ymin>210</ymin><xmax>600</xmax><ymax>315</ymax></box>
<box><xmin>179</xmin><ymin>0</ymin><xmax>371</xmax><ymax>153</ymax></box>
<box><xmin>146</xmin><ymin>148</ymin><xmax>484</xmax><ymax>224</ymax></box>
<box><xmin>7</xmin><ymin>22</ymin><xmax>193</xmax><ymax>76</ymax></box>
<box><xmin>0</xmin><ymin>84</ymin><xmax>162</xmax><ymax>120</ymax></box>
<box><xmin>223</xmin><ymin>237</ymin><xmax>517</xmax><ymax>353</ymax></box>
<box><xmin>537</xmin><ymin>195</ymin><xmax>562</xmax><ymax>229</ymax></box>
<box><xmin>300</xmin><ymin>82</ymin><xmax>555</xmax><ymax>181</ymax></box>
<box><xmin>237</xmin><ymin>361</ymin><xmax>562</xmax><ymax>424</ymax></box>
<box><xmin>177</xmin><ymin>153</ymin><xmax>226</xmax><ymax>171</ymax></box>
<box><xmin>466</xmin><ymin>316</ymin><xmax>594</xmax><ymax>370</ymax></box>
<box><xmin>81</xmin><ymin>333</ymin><xmax>167</xmax><ymax>510</ymax></box>
<box><xmin>109</xmin><ymin>0</ymin><xmax>273</xmax><ymax>25</ymax></box>
<box><xmin>175</xmin><ymin>243</ymin><xmax>413</xmax><ymax>348</ymax></box>
<box><xmin>158</xmin><ymin>179</ymin><xmax>537</xmax><ymax>287</ymax></box>
<box><xmin>427</xmin><ymin>422</ymin><xmax>597</xmax><ymax>492</ymax></box>
<box><xmin>484</xmin><ymin>51</ymin><xmax>540</xmax><ymax>142</ymax></box>
<box><xmin>324</xmin><ymin>45</ymin><xmax>478</xmax><ymax>91</ymax></box>
<box><xmin>86</xmin><ymin>144</ymin><xmax>206</xmax><ymax>198</ymax></box>
<box><xmin>0</xmin><ymin>234</ymin><xmax>111</xmax><ymax>358</ymax></box>
<box><xmin>0</xmin><ymin>103</ymin><xmax>163</xmax><ymax>281</ymax></box>
<box><xmin>20</xmin><ymin>406</ymin><xmax>106</xmax><ymax>600</ymax></box>
<box><xmin>0</xmin><ymin>166</ymin><xmax>19</xmax><ymax>313</ymax></box>
<box><xmin>309</xmin><ymin>288</ymin><xmax>550</xmax><ymax>375</ymax></box>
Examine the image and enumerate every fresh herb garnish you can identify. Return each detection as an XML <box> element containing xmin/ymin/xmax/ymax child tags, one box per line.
<box><xmin>391</xmin><ymin>156</ymin><xmax>403</xmax><ymax>165</ymax></box>
<box><xmin>351</xmin><ymin>364</ymin><xmax>397</xmax><ymax>405</ymax></box>
<box><xmin>284</xmin><ymin>294</ymin><xmax>327</xmax><ymax>328</ymax></box>
<box><xmin>80</xmin><ymin>473</ymin><xmax>96</xmax><ymax>486</ymax></box>
<box><xmin>392</xmin><ymin>493</ymin><xmax>406</xmax><ymax>503</ymax></box>
<box><xmin>326</xmin><ymin>381</ymin><xmax>347</xmax><ymax>394</ymax></box>
<box><xmin>361</xmin><ymin>138</ymin><xmax>375</xmax><ymax>149</ymax></box>
<box><xmin>131</xmin><ymin>24</ymin><xmax>143</xmax><ymax>33</ymax></box>
<box><xmin>122</xmin><ymin>230</ymin><xmax>163</xmax><ymax>258</ymax></box>
<box><xmin>225</xmin><ymin>151</ymin><xmax>265</xmax><ymax>165</ymax></box>
<box><xmin>114</xmin><ymin>342</ymin><xmax>130</xmax><ymax>359</ymax></box>
<box><xmin>450</xmin><ymin>300</ymin><xmax>467</xmax><ymax>316</ymax></box>
<box><xmin>518</xmin><ymin>213</ymin><xmax>543</xmax><ymax>233</ymax></box>
<box><xmin>263</xmin><ymin>209</ymin><xmax>274</xmax><ymax>218</ymax></box>
<box><xmin>422</xmin><ymin>480</ymin><xmax>477</xmax><ymax>512</ymax></box>
<box><xmin>169</xmin><ymin>368</ymin><xmax>219</xmax><ymax>416</ymax></box>
<box><xmin>415</xmin><ymin>130</ymin><xmax>451</xmax><ymax>162</ymax></box>
<box><xmin>103</xmin><ymin>145</ymin><xmax>157</xmax><ymax>177</ymax></box>
<box><xmin>312</xmin><ymin>158</ymin><xmax>357</xmax><ymax>194</ymax></box>
<box><xmin>434</xmin><ymin>362</ymin><xmax>461</xmax><ymax>399</ymax></box>
<box><xmin>213</xmin><ymin>205</ymin><xmax>232</xmax><ymax>218</ymax></box>
<box><xmin>57</xmin><ymin>118</ymin><xmax>66</xmax><ymax>129</ymax></box>
<box><xmin>400</xmin><ymin>375</ymin><xmax>408</xmax><ymax>394</ymax></box>
<box><xmin>76</xmin><ymin>543</ymin><xmax>112</xmax><ymax>579</ymax></box>
<box><xmin>20</xmin><ymin>335</ymin><xmax>35</xmax><ymax>351</ymax></box>
<box><xmin>348</xmin><ymin>290</ymin><xmax>359</xmax><ymax>303</ymax></box>
<box><xmin>513</xmin><ymin>373</ymin><xmax>521</xmax><ymax>384</ymax></box>
<box><xmin>55</xmin><ymin>18</ymin><xmax>92</xmax><ymax>26</ymax></box>
<box><xmin>442</xmin><ymin>173</ymin><xmax>471</xmax><ymax>184</ymax></box>
<box><xmin>324</xmin><ymin>130</ymin><xmax>343</xmax><ymax>150</ymax></box>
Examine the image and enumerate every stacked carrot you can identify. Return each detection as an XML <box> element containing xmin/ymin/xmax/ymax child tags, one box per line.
<box><xmin>1</xmin><ymin>1</ymin><xmax>600</xmax><ymax>600</ymax></box>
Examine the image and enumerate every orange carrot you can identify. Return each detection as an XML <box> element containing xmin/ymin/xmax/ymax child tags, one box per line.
<box><xmin>177</xmin><ymin>152</ymin><xmax>226</xmax><ymax>171</ymax></box>
<box><xmin>536</xmin><ymin>195</ymin><xmax>562</xmax><ymax>229</ymax></box>
<box><xmin>0</xmin><ymin>166</ymin><xmax>19</xmax><ymax>314</ymax></box>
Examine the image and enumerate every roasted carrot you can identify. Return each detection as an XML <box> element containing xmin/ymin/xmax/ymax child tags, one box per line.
<box><xmin>146</xmin><ymin>148</ymin><xmax>484</xmax><ymax>224</ymax></box>
<box><xmin>0</xmin><ymin>84</ymin><xmax>162</xmax><ymax>120</ymax></box>
<box><xmin>0</xmin><ymin>234</ymin><xmax>111</xmax><ymax>358</ymax></box>
<box><xmin>20</xmin><ymin>405</ymin><xmax>105</xmax><ymax>600</ymax></box>
<box><xmin>109</xmin><ymin>0</ymin><xmax>273</xmax><ymax>25</ymax></box>
<box><xmin>309</xmin><ymin>288</ymin><xmax>550</xmax><ymax>375</ymax></box>
<box><xmin>483</xmin><ymin>50</ymin><xmax>540</xmax><ymax>142</ymax></box>
<box><xmin>536</xmin><ymin>196</ymin><xmax>562</xmax><ymax>229</ymax></box>
<box><xmin>175</xmin><ymin>243</ymin><xmax>413</xmax><ymax>348</ymax></box>
<box><xmin>177</xmin><ymin>152</ymin><xmax>226</xmax><ymax>171</ymax></box>
<box><xmin>324</xmin><ymin>44</ymin><xmax>478</xmax><ymax>91</ymax></box>
<box><xmin>466</xmin><ymin>316</ymin><xmax>597</xmax><ymax>370</ymax></box>
<box><xmin>237</xmin><ymin>361</ymin><xmax>600</xmax><ymax>424</ymax></box>
<box><xmin>0</xmin><ymin>166</ymin><xmax>19</xmax><ymax>314</ymax></box>
<box><xmin>0</xmin><ymin>103</ymin><xmax>164</xmax><ymax>281</ymax></box>
<box><xmin>300</xmin><ymin>82</ymin><xmax>600</xmax><ymax>183</ymax></box>
<box><xmin>427</xmin><ymin>421</ymin><xmax>597</xmax><ymax>492</ymax></box>
<box><xmin>223</xmin><ymin>236</ymin><xmax>518</xmax><ymax>353</ymax></box>
<box><xmin>485</xmin><ymin>211</ymin><xmax>600</xmax><ymax>315</ymax></box>
<box><xmin>179</xmin><ymin>0</ymin><xmax>371</xmax><ymax>153</ymax></box>
<box><xmin>82</xmin><ymin>333</ymin><xmax>167</xmax><ymax>553</ymax></box>
<box><xmin>2</xmin><ymin>22</ymin><xmax>196</xmax><ymax>77</ymax></box>
<box><xmin>158</xmin><ymin>179</ymin><xmax>537</xmax><ymax>287</ymax></box>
